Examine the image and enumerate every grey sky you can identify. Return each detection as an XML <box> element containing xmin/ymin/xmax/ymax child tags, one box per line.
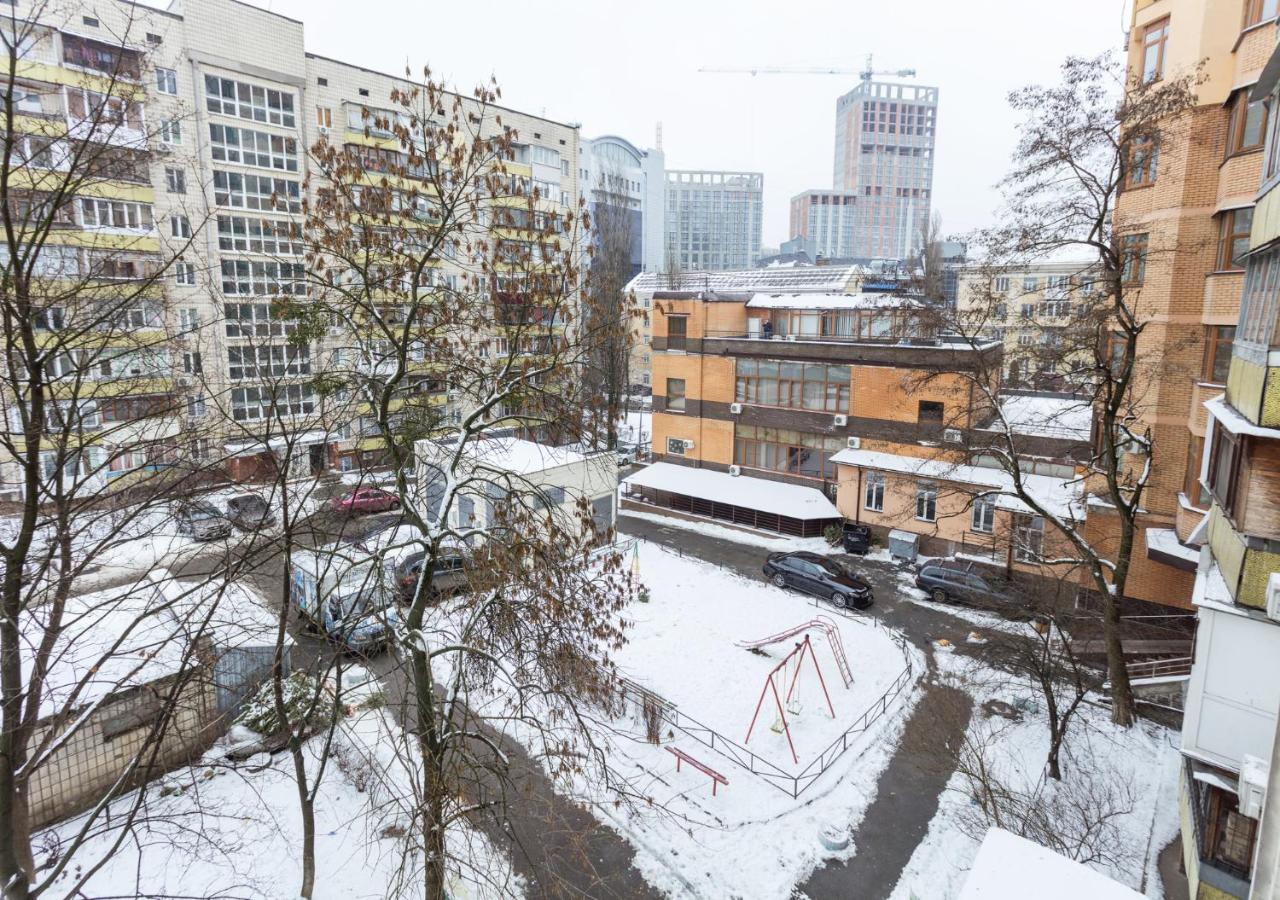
<box><xmin>239</xmin><ymin>0</ymin><xmax>1131</xmax><ymax>249</ymax></box>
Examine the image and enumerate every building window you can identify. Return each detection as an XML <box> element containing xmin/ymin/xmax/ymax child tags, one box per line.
<box><xmin>159</xmin><ymin>118</ymin><xmax>182</xmax><ymax>145</ymax></box>
<box><xmin>666</xmin><ymin>314</ymin><xmax>688</xmax><ymax>352</ymax></box>
<box><xmin>156</xmin><ymin>67</ymin><xmax>177</xmax><ymax>95</ymax></box>
<box><xmin>170</xmin><ymin>215</ymin><xmax>191</xmax><ymax>239</ymax></box>
<box><xmin>1207</xmin><ymin>421</ymin><xmax>1242</xmax><ymax>516</ymax></box>
<box><xmin>733</xmin><ymin>425</ymin><xmax>844</xmax><ymax>480</ymax></box>
<box><xmin>182</xmin><ymin>351</ymin><xmax>202</xmax><ymax>375</ymax></box>
<box><xmin>204</xmin><ymin>74</ymin><xmax>296</xmax><ymax>127</ymax></box>
<box><xmin>1022</xmin><ymin>276</ymin><xmax>1037</xmax><ymax>292</ymax></box>
<box><xmin>1141</xmin><ymin>18</ymin><xmax>1170</xmax><ymax>83</ymax></box>
<box><xmin>666</xmin><ymin>378</ymin><xmax>686</xmax><ymax>413</ymax></box>
<box><xmin>1202</xmin><ymin>326</ymin><xmax>1236</xmax><ymax>384</ymax></box>
<box><xmin>79</xmin><ymin>198</ymin><xmax>152</xmax><ymax>230</ymax></box>
<box><xmin>1127</xmin><ymin>138</ymin><xmax>1158</xmax><ymax>188</ymax></box>
<box><xmin>666</xmin><ymin>436</ymin><xmax>686</xmax><ymax>456</ymax></box>
<box><xmin>1244</xmin><ymin>0</ymin><xmax>1279</xmax><ymax>29</ymax></box>
<box><xmin>209</xmin><ymin>124</ymin><xmax>299</xmax><ymax>172</ymax></box>
<box><xmin>1216</xmin><ymin>208</ymin><xmax>1254</xmax><ymax>271</ymax></box>
<box><xmin>165</xmin><ymin>167</ymin><xmax>185</xmax><ymax>194</ymax></box>
<box><xmin>1121</xmin><ymin>233</ymin><xmax>1148</xmax><ymax>284</ymax></box>
<box><xmin>865</xmin><ymin>471</ymin><xmax>885</xmax><ymax>512</ymax></box>
<box><xmin>174</xmin><ymin>262</ymin><xmax>195</xmax><ymax>285</ymax></box>
<box><xmin>1184</xmin><ymin>435</ymin><xmax>1209</xmax><ymax>507</ymax></box>
<box><xmin>316</xmin><ymin>106</ymin><xmax>332</xmax><ymax>129</ymax></box>
<box><xmin>993</xmin><ymin>276</ymin><xmax>1009</xmax><ymax>292</ymax></box>
<box><xmin>1227</xmin><ymin>91</ymin><xmax>1268</xmax><ymax>157</ymax></box>
<box><xmin>972</xmin><ymin>495</ymin><xmax>996</xmax><ymax>533</ymax></box>
<box><xmin>186</xmin><ymin>394</ymin><xmax>206</xmax><ymax>418</ymax></box>
<box><xmin>212</xmin><ymin>170</ymin><xmax>302</xmax><ymax>213</ymax></box>
<box><xmin>734</xmin><ymin>359</ymin><xmax>850</xmax><ymax>413</ymax></box>
<box><xmin>1014</xmin><ymin>514</ymin><xmax>1045</xmax><ymax>562</ymax></box>
<box><xmin>915</xmin><ymin>481</ymin><xmax>938</xmax><ymax>522</ymax></box>
<box><xmin>917</xmin><ymin>400</ymin><xmax>944</xmax><ymax>423</ymax></box>
<box><xmin>217</xmin><ymin>215</ymin><xmax>303</xmax><ymax>255</ymax></box>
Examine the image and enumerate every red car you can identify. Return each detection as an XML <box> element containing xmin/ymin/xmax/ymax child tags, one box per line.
<box><xmin>330</xmin><ymin>487</ymin><xmax>400</xmax><ymax>515</ymax></box>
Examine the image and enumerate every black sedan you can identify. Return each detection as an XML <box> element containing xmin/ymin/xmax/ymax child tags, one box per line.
<box><xmin>762</xmin><ymin>551</ymin><xmax>873</xmax><ymax>610</ymax></box>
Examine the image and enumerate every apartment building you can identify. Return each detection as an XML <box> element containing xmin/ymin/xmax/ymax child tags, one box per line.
<box><xmin>788</xmin><ymin>190</ymin><xmax>859</xmax><ymax>261</ymax></box>
<box><xmin>1176</xmin><ymin>32</ymin><xmax>1280</xmax><ymax>900</ymax></box>
<box><xmin>631</xmin><ymin>289</ymin><xmax>1087</xmax><ymax>571</ymax></box>
<box><xmin>832</xmin><ymin>79</ymin><xmax>938</xmax><ymax>260</ymax></box>
<box><xmin>955</xmin><ymin>260</ymin><xmax>1099</xmax><ymax>389</ymax></box>
<box><xmin>663</xmin><ymin>170</ymin><xmax>763</xmax><ymax>271</ymax></box>
<box><xmin>1</xmin><ymin>0</ymin><xmax>579</xmax><ymax>494</ymax></box>
<box><xmin>579</xmin><ymin>134</ymin><xmax>665</xmax><ymax>275</ymax></box>
<box><xmin>623</xmin><ymin>264</ymin><xmax>866</xmax><ymax>389</ymax></box>
<box><xmin>1089</xmin><ymin>0</ymin><xmax>1277</xmax><ymax>612</ymax></box>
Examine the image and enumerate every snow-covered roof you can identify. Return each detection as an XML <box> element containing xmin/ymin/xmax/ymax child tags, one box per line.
<box><xmin>21</xmin><ymin>572</ymin><xmax>281</xmax><ymax>719</ymax></box>
<box><xmin>1205</xmin><ymin>394</ymin><xmax>1280</xmax><ymax>439</ymax></box>
<box><xmin>625</xmin><ymin>265</ymin><xmax>863</xmax><ymax>296</ymax></box>
<box><xmin>993</xmin><ymin>395</ymin><xmax>1093</xmax><ymax>442</ymax></box>
<box><xmin>830</xmin><ymin>448</ymin><xmax>1080</xmax><ymax>519</ymax></box>
<box><xmin>959</xmin><ymin>828</ymin><xmax>1144</xmax><ymax>899</ymax></box>
<box><xmin>1145</xmin><ymin>528</ymin><xmax>1200</xmax><ymax>565</ymax></box>
<box><xmin>745</xmin><ymin>292</ymin><xmax>923</xmax><ymax>310</ymax></box>
<box><xmin>435</xmin><ymin>437</ymin><xmax>590</xmax><ymax>475</ymax></box>
<box><xmin>623</xmin><ymin>463</ymin><xmax>840</xmax><ymax>520</ymax></box>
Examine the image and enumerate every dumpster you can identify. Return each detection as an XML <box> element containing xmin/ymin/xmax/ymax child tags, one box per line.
<box><xmin>841</xmin><ymin>523</ymin><xmax>871</xmax><ymax>555</ymax></box>
<box><xmin>888</xmin><ymin>529</ymin><xmax>919</xmax><ymax>563</ymax></box>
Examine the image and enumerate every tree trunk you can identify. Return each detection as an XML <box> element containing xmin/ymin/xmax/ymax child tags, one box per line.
<box><xmin>1103</xmin><ymin>593</ymin><xmax>1134</xmax><ymax>726</ymax></box>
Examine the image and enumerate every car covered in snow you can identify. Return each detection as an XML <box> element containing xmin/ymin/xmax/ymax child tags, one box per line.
<box><xmin>290</xmin><ymin>547</ymin><xmax>399</xmax><ymax>654</ymax></box>
<box><xmin>174</xmin><ymin>502</ymin><xmax>233</xmax><ymax>541</ymax></box>
<box><xmin>225</xmin><ymin>494</ymin><xmax>275</xmax><ymax>530</ymax></box>
<box><xmin>762</xmin><ymin>551</ymin><xmax>873</xmax><ymax>610</ymax></box>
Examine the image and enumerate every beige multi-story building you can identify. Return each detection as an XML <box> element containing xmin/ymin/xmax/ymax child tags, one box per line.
<box><xmin>2</xmin><ymin>0</ymin><xmax>579</xmax><ymax>494</ymax></box>
<box><xmin>1089</xmin><ymin>0</ymin><xmax>1277</xmax><ymax>612</ymax></box>
<box><xmin>955</xmin><ymin>260</ymin><xmax>1099</xmax><ymax>389</ymax></box>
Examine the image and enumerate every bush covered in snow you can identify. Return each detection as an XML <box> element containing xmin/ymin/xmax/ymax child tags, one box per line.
<box><xmin>235</xmin><ymin>671</ymin><xmax>327</xmax><ymax>737</ymax></box>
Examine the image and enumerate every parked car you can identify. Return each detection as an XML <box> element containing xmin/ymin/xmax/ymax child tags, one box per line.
<box><xmin>615</xmin><ymin>446</ymin><xmax>638</xmax><ymax>468</ymax></box>
<box><xmin>291</xmin><ymin>547</ymin><xmax>399</xmax><ymax>654</ymax></box>
<box><xmin>762</xmin><ymin>551</ymin><xmax>873</xmax><ymax>610</ymax></box>
<box><xmin>330</xmin><ymin>487</ymin><xmax>400</xmax><ymax>516</ymax></box>
<box><xmin>175</xmin><ymin>502</ymin><xmax>232</xmax><ymax>541</ymax></box>
<box><xmin>226</xmin><ymin>494</ymin><xmax>274</xmax><ymax>529</ymax></box>
<box><xmin>914</xmin><ymin>559</ymin><xmax>1010</xmax><ymax>606</ymax></box>
<box><xmin>394</xmin><ymin>550</ymin><xmax>469</xmax><ymax>600</ymax></box>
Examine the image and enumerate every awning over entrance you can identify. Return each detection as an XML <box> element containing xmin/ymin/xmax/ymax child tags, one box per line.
<box><xmin>224</xmin><ymin>430</ymin><xmax>329</xmax><ymax>458</ymax></box>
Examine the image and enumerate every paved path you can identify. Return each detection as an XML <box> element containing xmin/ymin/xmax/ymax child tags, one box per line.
<box><xmin>616</xmin><ymin>514</ymin><xmax>979</xmax><ymax>900</ymax></box>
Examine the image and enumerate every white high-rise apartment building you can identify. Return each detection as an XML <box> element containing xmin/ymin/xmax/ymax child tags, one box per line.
<box><xmin>2</xmin><ymin>0</ymin><xmax>579</xmax><ymax>491</ymax></box>
<box><xmin>832</xmin><ymin>80</ymin><xmax>938</xmax><ymax>261</ymax></box>
<box><xmin>579</xmin><ymin>135</ymin><xmax>665</xmax><ymax>275</ymax></box>
<box><xmin>664</xmin><ymin>170</ymin><xmax>763</xmax><ymax>271</ymax></box>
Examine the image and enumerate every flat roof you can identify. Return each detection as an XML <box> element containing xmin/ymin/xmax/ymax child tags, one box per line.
<box><xmin>623</xmin><ymin>463</ymin><xmax>839</xmax><ymax>520</ymax></box>
<box><xmin>745</xmin><ymin>292</ymin><xmax>923</xmax><ymax>310</ymax></box>
<box><xmin>960</xmin><ymin>828</ymin><xmax>1144</xmax><ymax>899</ymax></box>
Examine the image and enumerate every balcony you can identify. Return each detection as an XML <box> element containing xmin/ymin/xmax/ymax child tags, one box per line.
<box><xmin>671</xmin><ymin>329</ymin><xmax>1001</xmax><ymax>371</ymax></box>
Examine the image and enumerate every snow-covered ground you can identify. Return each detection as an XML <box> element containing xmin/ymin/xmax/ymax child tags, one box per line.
<box><xmin>890</xmin><ymin>652</ymin><xmax>1181</xmax><ymax>900</ymax></box>
<box><xmin>476</xmin><ymin>541</ymin><xmax>924</xmax><ymax>899</ymax></box>
<box><xmin>39</xmin><ymin>670</ymin><xmax>521</xmax><ymax>899</ymax></box>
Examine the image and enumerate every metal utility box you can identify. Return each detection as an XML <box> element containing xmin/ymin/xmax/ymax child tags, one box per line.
<box><xmin>888</xmin><ymin>529</ymin><xmax>918</xmax><ymax>563</ymax></box>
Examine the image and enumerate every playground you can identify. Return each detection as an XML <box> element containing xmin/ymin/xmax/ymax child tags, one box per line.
<box><xmin>615</xmin><ymin>540</ymin><xmax>914</xmax><ymax>779</ymax></box>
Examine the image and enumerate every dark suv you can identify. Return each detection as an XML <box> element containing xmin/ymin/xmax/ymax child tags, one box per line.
<box><xmin>394</xmin><ymin>551</ymin><xmax>469</xmax><ymax>600</ymax></box>
<box><xmin>762</xmin><ymin>551</ymin><xmax>873</xmax><ymax>610</ymax></box>
<box><xmin>914</xmin><ymin>559</ymin><xmax>1009</xmax><ymax>606</ymax></box>
<box><xmin>226</xmin><ymin>494</ymin><xmax>274</xmax><ymax>529</ymax></box>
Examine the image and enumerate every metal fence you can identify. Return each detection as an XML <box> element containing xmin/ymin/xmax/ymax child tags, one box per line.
<box><xmin>616</xmin><ymin>609</ymin><xmax>917</xmax><ymax>799</ymax></box>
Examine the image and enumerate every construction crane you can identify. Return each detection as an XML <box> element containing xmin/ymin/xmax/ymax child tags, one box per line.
<box><xmin>699</xmin><ymin>54</ymin><xmax>916</xmax><ymax>85</ymax></box>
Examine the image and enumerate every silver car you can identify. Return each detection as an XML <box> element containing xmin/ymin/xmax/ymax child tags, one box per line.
<box><xmin>175</xmin><ymin>502</ymin><xmax>232</xmax><ymax>541</ymax></box>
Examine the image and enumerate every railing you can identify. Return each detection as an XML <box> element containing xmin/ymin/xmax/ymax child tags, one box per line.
<box><xmin>614</xmin><ymin>608</ymin><xmax>917</xmax><ymax>799</ymax></box>
<box><xmin>1126</xmin><ymin>656</ymin><xmax>1193</xmax><ymax>680</ymax></box>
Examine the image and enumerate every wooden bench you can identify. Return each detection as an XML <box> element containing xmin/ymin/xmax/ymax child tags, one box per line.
<box><xmin>666</xmin><ymin>746</ymin><xmax>728</xmax><ymax>796</ymax></box>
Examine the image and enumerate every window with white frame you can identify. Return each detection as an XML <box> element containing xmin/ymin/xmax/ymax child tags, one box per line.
<box><xmin>186</xmin><ymin>393</ymin><xmax>206</xmax><ymax>418</ymax></box>
<box><xmin>170</xmin><ymin>215</ymin><xmax>191</xmax><ymax>238</ymax></box>
<box><xmin>223</xmin><ymin>302</ymin><xmax>296</xmax><ymax>338</ymax></box>
<box><xmin>1014</xmin><ymin>514</ymin><xmax>1045</xmax><ymax>562</ymax></box>
<box><xmin>212</xmin><ymin>170</ymin><xmax>301</xmax><ymax>212</ymax></box>
<box><xmin>155</xmin><ymin>67</ymin><xmax>177</xmax><ymax>95</ymax></box>
<box><xmin>227</xmin><ymin>344</ymin><xmax>311</xmax><ymax>379</ymax></box>
<box><xmin>993</xmin><ymin>276</ymin><xmax>1009</xmax><ymax>292</ymax></box>
<box><xmin>1022</xmin><ymin>276</ymin><xmax>1038</xmax><ymax>292</ymax></box>
<box><xmin>216</xmin><ymin>215</ymin><xmax>302</xmax><ymax>255</ymax></box>
<box><xmin>79</xmin><ymin>198</ymin><xmax>152</xmax><ymax>230</ymax></box>
<box><xmin>915</xmin><ymin>481</ymin><xmax>938</xmax><ymax>521</ymax></box>
<box><xmin>220</xmin><ymin>259</ymin><xmax>307</xmax><ymax>296</ymax></box>
<box><xmin>230</xmin><ymin>384</ymin><xmax>314</xmax><ymax>422</ymax></box>
<box><xmin>864</xmin><ymin>471</ymin><xmax>886</xmax><ymax>511</ymax></box>
<box><xmin>159</xmin><ymin>118</ymin><xmax>181</xmax><ymax>144</ymax></box>
<box><xmin>204</xmin><ymin>74</ymin><xmax>295</xmax><ymax>127</ymax></box>
<box><xmin>165</xmin><ymin>166</ymin><xmax>185</xmax><ymax>193</ymax></box>
<box><xmin>209</xmin><ymin>124</ymin><xmax>299</xmax><ymax>172</ymax></box>
<box><xmin>174</xmin><ymin>262</ymin><xmax>195</xmax><ymax>285</ymax></box>
<box><xmin>179</xmin><ymin>307</ymin><xmax>199</xmax><ymax>331</ymax></box>
<box><xmin>971</xmin><ymin>494</ymin><xmax>996</xmax><ymax>533</ymax></box>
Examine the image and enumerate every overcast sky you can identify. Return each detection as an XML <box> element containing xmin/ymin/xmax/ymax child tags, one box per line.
<box><xmin>239</xmin><ymin>0</ymin><xmax>1131</xmax><ymax>248</ymax></box>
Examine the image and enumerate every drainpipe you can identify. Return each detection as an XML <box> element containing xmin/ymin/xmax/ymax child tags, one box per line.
<box><xmin>854</xmin><ymin>468</ymin><xmax>862</xmax><ymax>525</ymax></box>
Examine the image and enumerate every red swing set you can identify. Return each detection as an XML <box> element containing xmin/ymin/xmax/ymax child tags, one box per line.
<box><xmin>743</xmin><ymin>634</ymin><xmax>836</xmax><ymax>765</ymax></box>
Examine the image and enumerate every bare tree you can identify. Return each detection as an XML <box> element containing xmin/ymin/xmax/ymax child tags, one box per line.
<box><xmin>917</xmin><ymin>210</ymin><xmax>945</xmax><ymax>302</ymax></box>
<box><xmin>930</xmin><ymin>54</ymin><xmax>1199</xmax><ymax>726</ymax></box>
<box><xmin>301</xmin><ymin>71</ymin><xmax>636</xmax><ymax>899</ymax></box>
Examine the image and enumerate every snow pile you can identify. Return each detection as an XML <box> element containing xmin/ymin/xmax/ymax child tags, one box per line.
<box><xmin>39</xmin><ymin>669</ymin><xmax>521</xmax><ymax>899</ymax></box>
<box><xmin>958</xmin><ymin>827</ymin><xmax>1144</xmax><ymax>899</ymax></box>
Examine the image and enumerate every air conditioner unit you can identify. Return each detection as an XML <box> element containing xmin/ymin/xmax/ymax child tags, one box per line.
<box><xmin>155</xmin><ymin>143</ymin><xmax>174</xmax><ymax>154</ymax></box>
<box><xmin>728</xmin><ymin>465</ymin><xmax>741</xmax><ymax>476</ymax></box>
<box><xmin>1266</xmin><ymin>572</ymin><xmax>1280</xmax><ymax>622</ymax></box>
<box><xmin>682</xmin><ymin>439</ymin><xmax>695</xmax><ymax>450</ymax></box>
<box><xmin>846</xmin><ymin>436</ymin><xmax>861</xmax><ymax>450</ymax></box>
<box><xmin>1241</xmin><ymin>754</ymin><xmax>1270</xmax><ymax>818</ymax></box>
<box><xmin>944</xmin><ymin>428</ymin><xmax>963</xmax><ymax>444</ymax></box>
<box><xmin>318</xmin><ymin>126</ymin><xmax>330</xmax><ymax>136</ymax></box>
<box><xmin>729</xmin><ymin>402</ymin><xmax>743</xmax><ymax>415</ymax></box>
<box><xmin>833</xmin><ymin>414</ymin><xmax>848</xmax><ymax>426</ymax></box>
